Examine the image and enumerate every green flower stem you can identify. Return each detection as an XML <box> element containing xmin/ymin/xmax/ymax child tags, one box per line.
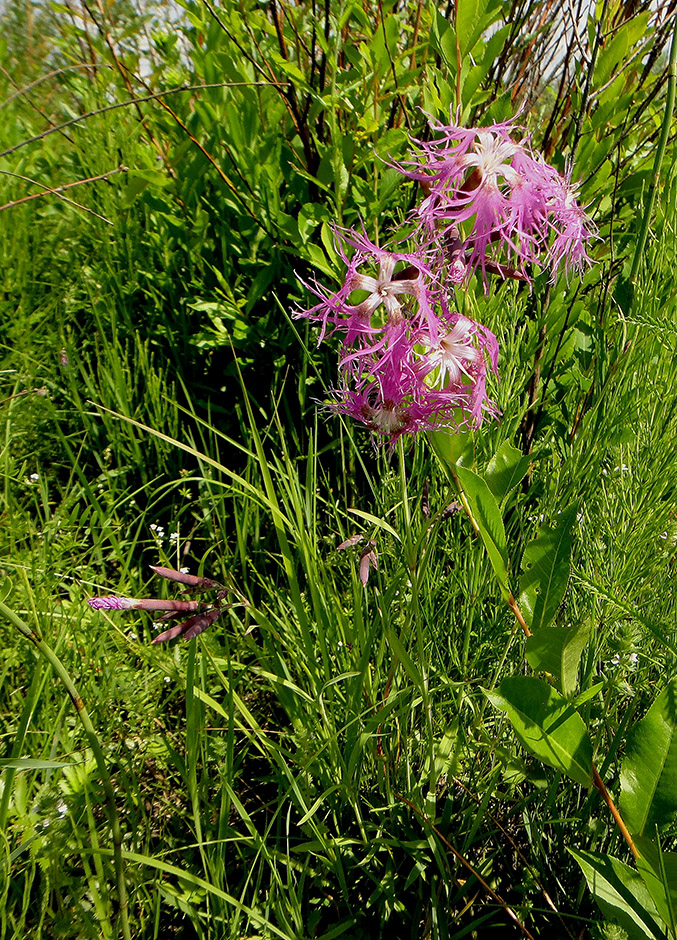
<box><xmin>629</xmin><ymin>14</ymin><xmax>677</xmax><ymax>288</ymax></box>
<box><xmin>0</xmin><ymin>598</ymin><xmax>131</xmax><ymax>940</ymax></box>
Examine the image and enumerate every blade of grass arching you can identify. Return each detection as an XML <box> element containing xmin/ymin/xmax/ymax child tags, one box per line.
<box><xmin>0</xmin><ymin>654</ymin><xmax>47</xmax><ymax>830</ymax></box>
<box><xmin>91</xmin><ymin>404</ymin><xmax>294</xmax><ymax>534</ymax></box>
<box><xmin>232</xmin><ymin>369</ymin><xmax>320</xmax><ymax>693</ymax></box>
<box><xmin>0</xmin><ymin>598</ymin><xmax>131</xmax><ymax>940</ymax></box>
<box><xmin>118</xmin><ymin>849</ymin><xmax>296</xmax><ymax>940</ymax></box>
<box><xmin>185</xmin><ymin>641</ymin><xmax>208</xmax><ymax>875</ymax></box>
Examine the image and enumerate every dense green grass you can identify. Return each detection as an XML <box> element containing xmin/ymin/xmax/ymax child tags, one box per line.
<box><xmin>3</xmin><ymin>1</ymin><xmax>677</xmax><ymax>938</ymax></box>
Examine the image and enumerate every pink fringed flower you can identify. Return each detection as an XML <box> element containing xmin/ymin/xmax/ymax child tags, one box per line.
<box><xmin>396</xmin><ymin>114</ymin><xmax>594</xmax><ymax>284</ymax></box>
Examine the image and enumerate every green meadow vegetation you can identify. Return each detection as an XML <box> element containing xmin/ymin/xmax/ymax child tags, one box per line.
<box><xmin>2</xmin><ymin>0</ymin><xmax>677</xmax><ymax>937</ymax></box>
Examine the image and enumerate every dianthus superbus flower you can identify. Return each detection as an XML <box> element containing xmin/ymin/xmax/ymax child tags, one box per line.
<box><xmin>296</xmin><ymin>229</ymin><xmax>500</xmax><ymax>442</ymax></box>
<box><xmin>395</xmin><ymin>113</ymin><xmax>594</xmax><ymax>284</ymax></box>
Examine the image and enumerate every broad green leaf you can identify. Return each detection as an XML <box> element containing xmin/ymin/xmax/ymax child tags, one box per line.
<box><xmin>619</xmin><ymin>680</ymin><xmax>677</xmax><ymax>835</ymax></box>
<box><xmin>569</xmin><ymin>849</ymin><xmax>665</xmax><ymax>940</ymax></box>
<box><xmin>525</xmin><ymin>619</ymin><xmax>592</xmax><ymax>698</ymax></box>
<box><xmin>454</xmin><ymin>465</ymin><xmax>509</xmax><ymax>596</ymax></box>
<box><xmin>486</xmin><ymin>677</ymin><xmax>593</xmax><ymax>786</ymax></box>
<box><xmin>428</xmin><ymin>427</ymin><xmax>474</xmax><ymax>468</ymax></box>
<box><xmin>485</xmin><ymin>442</ymin><xmax>531</xmax><ymax>503</ymax></box>
<box><xmin>519</xmin><ymin>506</ymin><xmax>576</xmax><ymax>631</ymax></box>
<box><xmin>635</xmin><ymin>835</ymin><xmax>677</xmax><ymax>932</ymax></box>
<box><xmin>431</xmin><ymin>9</ymin><xmax>457</xmax><ymax>74</ymax></box>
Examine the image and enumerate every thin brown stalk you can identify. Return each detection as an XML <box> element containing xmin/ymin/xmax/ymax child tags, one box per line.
<box><xmin>0</xmin><ymin>63</ymin><xmax>103</xmax><ymax>110</ymax></box>
<box><xmin>0</xmin><ymin>167</ymin><xmax>121</xmax><ymax>221</ymax></box>
<box><xmin>506</xmin><ymin>593</ymin><xmax>531</xmax><ymax>638</ymax></box>
<box><xmin>0</xmin><ymin>82</ymin><xmax>272</xmax><ymax>160</ymax></box>
<box><xmin>452</xmin><ymin>777</ymin><xmax>577</xmax><ymax>938</ymax></box>
<box><xmin>592</xmin><ymin>764</ymin><xmax>639</xmax><ymax>860</ymax></box>
<box><xmin>396</xmin><ymin>794</ymin><xmax>538</xmax><ymax>940</ymax></box>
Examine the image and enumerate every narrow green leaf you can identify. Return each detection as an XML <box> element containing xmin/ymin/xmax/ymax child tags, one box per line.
<box><xmin>569</xmin><ymin>849</ymin><xmax>665</xmax><ymax>940</ymax></box>
<box><xmin>454</xmin><ymin>465</ymin><xmax>509</xmax><ymax>596</ymax></box>
<box><xmin>456</xmin><ymin>0</ymin><xmax>490</xmax><ymax>58</ymax></box>
<box><xmin>0</xmin><ymin>758</ymin><xmax>74</xmax><ymax>770</ymax></box>
<box><xmin>346</xmin><ymin>508</ymin><xmax>401</xmax><ymax>542</ymax></box>
<box><xmin>635</xmin><ymin>835</ymin><xmax>677</xmax><ymax>933</ymax></box>
<box><xmin>620</xmin><ymin>680</ymin><xmax>677</xmax><ymax>835</ymax></box>
<box><xmin>485</xmin><ymin>441</ymin><xmax>531</xmax><ymax>503</ymax></box>
<box><xmin>486</xmin><ymin>676</ymin><xmax>593</xmax><ymax>786</ymax></box>
<box><xmin>386</xmin><ymin>627</ymin><xmax>423</xmax><ymax>688</ymax></box>
<box><xmin>572</xmin><ymin>682</ymin><xmax>605</xmax><ymax>707</ymax></box>
<box><xmin>525</xmin><ymin>619</ymin><xmax>592</xmax><ymax>698</ymax></box>
<box><xmin>519</xmin><ymin>506</ymin><xmax>576</xmax><ymax>631</ymax></box>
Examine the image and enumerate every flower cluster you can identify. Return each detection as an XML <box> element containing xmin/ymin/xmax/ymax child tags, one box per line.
<box><xmin>297</xmin><ymin>228</ymin><xmax>499</xmax><ymax>441</ymax></box>
<box><xmin>296</xmin><ymin>114</ymin><xmax>593</xmax><ymax>442</ymax></box>
<box><xmin>87</xmin><ymin>566</ymin><xmax>249</xmax><ymax>643</ymax></box>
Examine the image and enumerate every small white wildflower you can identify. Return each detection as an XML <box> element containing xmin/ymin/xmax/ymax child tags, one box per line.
<box><xmin>30</xmin><ymin>472</ymin><xmax>39</xmax><ymax>482</ymax></box>
<box><xmin>56</xmin><ymin>800</ymin><xmax>67</xmax><ymax>816</ymax></box>
<box><xmin>179</xmin><ymin>567</ymin><xmax>190</xmax><ymax>574</ymax></box>
<box><xmin>629</xmin><ymin>652</ymin><xmax>639</xmax><ymax>665</ymax></box>
<box><xmin>610</xmin><ymin>653</ymin><xmax>621</xmax><ymax>666</ymax></box>
<box><xmin>169</xmin><ymin>531</ymin><xmax>179</xmax><ymax>543</ymax></box>
<box><xmin>163</xmin><ymin>676</ymin><xmax>171</xmax><ymax>684</ymax></box>
<box><xmin>129</xmin><ymin>632</ymin><xmax>138</xmax><ymax>641</ymax></box>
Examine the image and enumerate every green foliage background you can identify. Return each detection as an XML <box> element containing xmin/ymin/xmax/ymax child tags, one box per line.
<box><xmin>2</xmin><ymin>0</ymin><xmax>677</xmax><ymax>937</ymax></box>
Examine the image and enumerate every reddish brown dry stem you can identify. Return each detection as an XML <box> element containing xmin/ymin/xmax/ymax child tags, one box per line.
<box><xmin>507</xmin><ymin>593</ymin><xmax>532</xmax><ymax>638</ymax></box>
<box><xmin>592</xmin><ymin>764</ymin><xmax>639</xmax><ymax>860</ymax></box>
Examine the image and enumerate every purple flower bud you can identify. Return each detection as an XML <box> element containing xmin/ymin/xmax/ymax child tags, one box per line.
<box><xmin>150</xmin><ymin>566</ymin><xmax>221</xmax><ymax>590</ymax></box>
<box><xmin>152</xmin><ymin>607</ymin><xmax>223</xmax><ymax>644</ymax></box>
<box><xmin>87</xmin><ymin>596</ymin><xmax>137</xmax><ymax>610</ymax></box>
<box><xmin>359</xmin><ymin>547</ymin><xmax>378</xmax><ymax>586</ymax></box>
<box><xmin>87</xmin><ymin>595</ymin><xmax>199</xmax><ymax>612</ymax></box>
